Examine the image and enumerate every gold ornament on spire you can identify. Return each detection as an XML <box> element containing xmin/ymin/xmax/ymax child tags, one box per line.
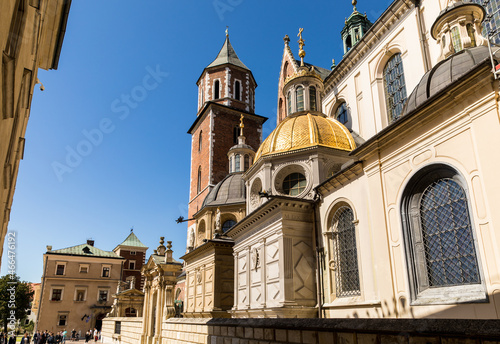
<box><xmin>240</xmin><ymin>114</ymin><xmax>245</xmax><ymax>136</ymax></box>
<box><xmin>352</xmin><ymin>0</ymin><xmax>357</xmax><ymax>11</ymax></box>
<box><xmin>297</xmin><ymin>28</ymin><xmax>306</xmax><ymax>66</ymax></box>
<box><xmin>225</xmin><ymin>26</ymin><xmax>229</xmax><ymax>37</ymax></box>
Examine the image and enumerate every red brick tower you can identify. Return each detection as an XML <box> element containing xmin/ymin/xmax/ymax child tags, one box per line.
<box><xmin>113</xmin><ymin>231</ymin><xmax>148</xmax><ymax>290</ymax></box>
<box><xmin>187</xmin><ymin>33</ymin><xmax>267</xmax><ymax>237</ymax></box>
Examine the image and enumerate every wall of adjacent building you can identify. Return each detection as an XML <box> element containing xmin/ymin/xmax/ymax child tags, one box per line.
<box><xmin>0</xmin><ymin>0</ymin><xmax>71</xmax><ymax>264</ymax></box>
<box><xmin>101</xmin><ymin>317</ymin><xmax>143</xmax><ymax>344</ymax></box>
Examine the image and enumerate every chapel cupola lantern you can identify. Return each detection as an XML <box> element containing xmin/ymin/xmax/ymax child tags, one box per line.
<box><xmin>431</xmin><ymin>0</ymin><xmax>487</xmax><ymax>61</ymax></box>
<box><xmin>282</xmin><ymin>28</ymin><xmax>324</xmax><ymax>117</ymax></box>
<box><xmin>227</xmin><ymin>115</ymin><xmax>255</xmax><ymax>173</ymax></box>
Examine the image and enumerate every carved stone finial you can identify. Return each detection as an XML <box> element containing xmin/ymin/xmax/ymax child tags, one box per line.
<box><xmin>284</xmin><ymin>35</ymin><xmax>290</xmax><ymax>45</ymax></box>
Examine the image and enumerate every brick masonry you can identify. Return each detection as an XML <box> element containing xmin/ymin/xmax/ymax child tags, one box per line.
<box><xmin>118</xmin><ymin>249</ymin><xmax>146</xmax><ymax>290</ymax></box>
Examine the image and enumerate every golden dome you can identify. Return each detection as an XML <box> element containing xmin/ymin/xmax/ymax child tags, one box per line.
<box><xmin>254</xmin><ymin>113</ymin><xmax>356</xmax><ymax>161</ymax></box>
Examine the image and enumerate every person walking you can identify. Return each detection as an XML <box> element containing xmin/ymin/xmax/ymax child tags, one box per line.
<box><xmin>21</xmin><ymin>333</ymin><xmax>30</xmax><ymax>344</ymax></box>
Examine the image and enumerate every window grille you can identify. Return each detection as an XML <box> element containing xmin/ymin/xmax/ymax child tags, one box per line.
<box><xmin>331</xmin><ymin>206</ymin><xmax>360</xmax><ymax>297</ymax></box>
<box><xmin>383</xmin><ymin>53</ymin><xmax>407</xmax><ymax>122</ymax></box>
<box><xmin>419</xmin><ymin>178</ymin><xmax>480</xmax><ymax>287</ymax></box>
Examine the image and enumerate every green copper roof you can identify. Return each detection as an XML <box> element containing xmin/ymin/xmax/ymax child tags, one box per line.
<box><xmin>206</xmin><ymin>35</ymin><xmax>249</xmax><ymax>70</ymax></box>
<box><xmin>49</xmin><ymin>244</ymin><xmax>122</xmax><ymax>258</ymax></box>
<box><xmin>115</xmin><ymin>232</ymin><xmax>148</xmax><ymax>249</ymax></box>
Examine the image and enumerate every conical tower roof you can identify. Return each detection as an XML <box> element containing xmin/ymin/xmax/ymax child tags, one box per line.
<box><xmin>206</xmin><ymin>34</ymin><xmax>249</xmax><ymax>70</ymax></box>
<box><xmin>114</xmin><ymin>231</ymin><xmax>148</xmax><ymax>251</ymax></box>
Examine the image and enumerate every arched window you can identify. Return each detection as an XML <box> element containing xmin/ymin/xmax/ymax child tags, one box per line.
<box><xmin>296</xmin><ymin>86</ymin><xmax>304</xmax><ymax>112</ymax></box>
<box><xmin>451</xmin><ymin>26</ymin><xmax>463</xmax><ymax>53</ymax></box>
<box><xmin>222</xmin><ymin>220</ymin><xmax>237</xmax><ymax>233</ymax></box>
<box><xmin>401</xmin><ymin>165</ymin><xmax>484</xmax><ymax>303</ymax></box>
<box><xmin>214</xmin><ymin>80</ymin><xmax>220</xmax><ymax>99</ymax></box>
<box><xmin>309</xmin><ymin>86</ymin><xmax>317</xmax><ymax>111</ymax></box>
<box><xmin>197</xmin><ymin>166</ymin><xmax>201</xmax><ymax>193</ymax></box>
<box><xmin>282</xmin><ymin>173</ymin><xmax>306</xmax><ymax>196</ymax></box>
<box><xmin>235</xmin><ymin>81</ymin><xmax>241</xmax><ymax>101</ymax></box>
<box><xmin>335</xmin><ymin>102</ymin><xmax>348</xmax><ymax>125</ymax></box>
<box><xmin>383</xmin><ymin>53</ymin><xmax>407</xmax><ymax>123</ymax></box>
<box><xmin>287</xmin><ymin>91</ymin><xmax>292</xmax><ymax>115</ymax></box>
<box><xmin>229</xmin><ymin>156</ymin><xmax>233</xmax><ymax>173</ymax></box>
<box><xmin>244</xmin><ymin>154</ymin><xmax>250</xmax><ymax>171</ymax></box>
<box><xmin>198</xmin><ymin>131</ymin><xmax>202</xmax><ymax>152</ymax></box>
<box><xmin>466</xmin><ymin>24</ymin><xmax>476</xmax><ymax>47</ymax></box>
<box><xmin>331</xmin><ymin>206</ymin><xmax>360</xmax><ymax>297</ymax></box>
<box><xmin>235</xmin><ymin>154</ymin><xmax>241</xmax><ymax>172</ymax></box>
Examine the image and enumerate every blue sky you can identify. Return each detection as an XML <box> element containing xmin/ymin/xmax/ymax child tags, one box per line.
<box><xmin>1</xmin><ymin>0</ymin><xmax>390</xmax><ymax>282</ymax></box>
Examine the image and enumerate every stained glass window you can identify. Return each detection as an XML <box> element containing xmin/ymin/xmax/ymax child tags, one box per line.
<box><xmin>383</xmin><ymin>53</ymin><xmax>407</xmax><ymax>122</ymax></box>
<box><xmin>331</xmin><ymin>206</ymin><xmax>360</xmax><ymax>297</ymax></box>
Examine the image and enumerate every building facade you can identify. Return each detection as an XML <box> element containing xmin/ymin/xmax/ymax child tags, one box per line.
<box><xmin>113</xmin><ymin>231</ymin><xmax>149</xmax><ymax>291</ymax></box>
<box><xmin>36</xmin><ymin>240</ymin><xmax>125</xmax><ymax>333</ymax></box>
<box><xmin>0</xmin><ymin>0</ymin><xmax>71</xmax><ymax>264</ymax></box>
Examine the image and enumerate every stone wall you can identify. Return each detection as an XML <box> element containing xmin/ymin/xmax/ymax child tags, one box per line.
<box><xmin>161</xmin><ymin>318</ymin><xmax>500</xmax><ymax>344</ymax></box>
<box><xmin>101</xmin><ymin>317</ymin><xmax>143</xmax><ymax>344</ymax></box>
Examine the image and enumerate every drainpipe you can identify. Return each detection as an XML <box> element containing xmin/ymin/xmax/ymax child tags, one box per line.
<box><xmin>312</xmin><ymin>191</ymin><xmax>324</xmax><ymax>318</ymax></box>
<box><xmin>413</xmin><ymin>0</ymin><xmax>431</xmax><ymax>72</ymax></box>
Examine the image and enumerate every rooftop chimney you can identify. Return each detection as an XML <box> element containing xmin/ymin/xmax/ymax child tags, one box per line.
<box><xmin>87</xmin><ymin>239</ymin><xmax>95</xmax><ymax>246</ymax></box>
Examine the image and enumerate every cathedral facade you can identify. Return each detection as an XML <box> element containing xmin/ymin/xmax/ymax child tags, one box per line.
<box><xmin>102</xmin><ymin>0</ymin><xmax>500</xmax><ymax>342</ymax></box>
<box><xmin>181</xmin><ymin>0</ymin><xmax>500</xmax><ymax>320</ymax></box>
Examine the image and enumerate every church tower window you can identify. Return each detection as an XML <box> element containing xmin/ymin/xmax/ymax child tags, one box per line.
<box><xmin>214</xmin><ymin>80</ymin><xmax>220</xmax><ymax>99</ymax></box>
<box><xmin>244</xmin><ymin>154</ymin><xmax>250</xmax><ymax>170</ymax></box>
<box><xmin>296</xmin><ymin>86</ymin><xmax>304</xmax><ymax>112</ymax></box>
<box><xmin>309</xmin><ymin>86</ymin><xmax>317</xmax><ymax>111</ymax></box>
<box><xmin>383</xmin><ymin>53</ymin><xmax>407</xmax><ymax>123</ymax></box>
<box><xmin>235</xmin><ymin>80</ymin><xmax>241</xmax><ymax>101</ymax></box>
<box><xmin>198</xmin><ymin>131</ymin><xmax>202</xmax><ymax>152</ymax></box>
<box><xmin>197</xmin><ymin>166</ymin><xmax>202</xmax><ymax>193</ymax></box>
